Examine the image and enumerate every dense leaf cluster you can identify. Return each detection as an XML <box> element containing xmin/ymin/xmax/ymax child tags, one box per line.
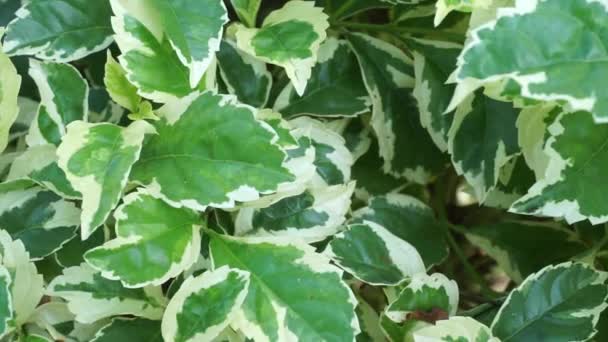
<box><xmin>0</xmin><ymin>0</ymin><xmax>607</xmax><ymax>341</ymax></box>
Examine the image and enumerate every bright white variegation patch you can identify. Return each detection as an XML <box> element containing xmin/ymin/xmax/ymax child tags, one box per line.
<box><xmin>290</xmin><ymin>116</ymin><xmax>354</xmax><ymax>187</ymax></box>
<box><xmin>85</xmin><ymin>189</ymin><xmax>202</xmax><ymax>288</ymax></box>
<box><xmin>47</xmin><ymin>263</ymin><xmax>166</xmax><ymax>323</ymax></box>
<box><xmin>210</xmin><ymin>234</ymin><xmax>360</xmax><ymax>342</ymax></box>
<box><xmin>235</xmin><ymin>1</ymin><xmax>329</xmax><ymax>95</ymax></box>
<box><xmin>236</xmin><ymin>182</ymin><xmax>355</xmax><ymax>242</ymax></box>
<box><xmin>161</xmin><ymin>267</ymin><xmax>250</xmax><ymax>342</ymax></box>
<box><xmin>57</xmin><ymin>120</ymin><xmax>155</xmax><ymax>239</ymax></box>
<box><xmin>491</xmin><ymin>262</ymin><xmax>608</xmax><ymax>341</ymax></box>
<box><xmin>414</xmin><ymin>316</ymin><xmax>499</xmax><ymax>342</ymax></box>
<box><xmin>385</xmin><ymin>273</ymin><xmax>459</xmax><ymax>322</ymax></box>
<box><xmin>3</xmin><ymin>0</ymin><xmax>114</xmax><ymax>62</ymax></box>
<box><xmin>448</xmin><ymin>0</ymin><xmax>608</xmax><ymax>123</ymax></box>
<box><xmin>434</xmin><ymin>0</ymin><xmax>493</xmax><ymax>26</ymax></box>
<box><xmin>0</xmin><ymin>230</ymin><xmax>43</xmax><ymax>326</ymax></box>
<box><xmin>0</xmin><ymin>28</ymin><xmax>21</xmax><ymax>154</ymax></box>
<box><xmin>26</xmin><ymin>60</ymin><xmax>88</xmax><ymax>147</ymax></box>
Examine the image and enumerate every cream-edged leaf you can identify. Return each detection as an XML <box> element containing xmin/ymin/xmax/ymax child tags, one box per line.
<box><xmin>3</xmin><ymin>0</ymin><xmax>113</xmax><ymax>62</ymax></box>
<box><xmin>491</xmin><ymin>262</ymin><xmax>608</xmax><ymax>341</ymax></box>
<box><xmin>449</xmin><ymin>0</ymin><xmax>608</xmax><ymax>123</ymax></box>
<box><xmin>57</xmin><ymin>120</ymin><xmax>155</xmax><ymax>239</ymax></box>
<box><xmin>325</xmin><ymin>220</ymin><xmax>426</xmax><ymax>286</ymax></box>
<box><xmin>274</xmin><ymin>38</ymin><xmax>371</xmax><ymax>119</ymax></box>
<box><xmin>235</xmin><ymin>1</ymin><xmax>329</xmax><ymax>95</ymax></box>
<box><xmin>210</xmin><ymin>234</ymin><xmax>360</xmax><ymax>342</ymax></box>
<box><xmin>47</xmin><ymin>263</ymin><xmax>166</xmax><ymax>323</ymax></box>
<box><xmin>161</xmin><ymin>267</ymin><xmax>250</xmax><ymax>342</ymax></box>
<box><xmin>236</xmin><ymin>182</ymin><xmax>355</xmax><ymax>242</ymax></box>
<box><xmin>217</xmin><ymin>39</ymin><xmax>272</xmax><ymax>109</ymax></box>
<box><xmin>413</xmin><ymin>316</ymin><xmax>499</xmax><ymax>342</ymax></box>
<box><xmin>26</xmin><ymin>60</ymin><xmax>88</xmax><ymax>147</ymax></box>
<box><xmin>0</xmin><ymin>184</ymin><xmax>79</xmax><ymax>259</ymax></box>
<box><xmin>131</xmin><ymin>92</ymin><xmax>293</xmax><ymax>212</ymax></box>
<box><xmin>386</xmin><ymin>273</ymin><xmax>459</xmax><ymax>323</ymax></box>
<box><xmin>85</xmin><ymin>190</ymin><xmax>203</xmax><ymax>288</ymax></box>
<box><xmin>347</xmin><ymin>32</ymin><xmax>447</xmax><ymax>183</ymax></box>
<box><xmin>0</xmin><ymin>29</ymin><xmax>20</xmax><ymax>154</ymax></box>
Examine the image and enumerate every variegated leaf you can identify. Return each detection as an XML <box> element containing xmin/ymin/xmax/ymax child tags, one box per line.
<box><xmin>236</xmin><ymin>182</ymin><xmax>355</xmax><ymax>242</ymax></box>
<box><xmin>217</xmin><ymin>39</ymin><xmax>272</xmax><ymax>109</ymax></box>
<box><xmin>353</xmin><ymin>194</ymin><xmax>449</xmax><ymax>267</ymax></box>
<box><xmin>0</xmin><ymin>184</ymin><xmax>79</xmax><ymax>259</ymax></box>
<box><xmin>47</xmin><ymin>263</ymin><xmax>166</xmax><ymax>323</ymax></box>
<box><xmin>512</xmin><ymin>110</ymin><xmax>608</xmax><ymax>224</ymax></box>
<box><xmin>0</xmin><ymin>28</ymin><xmax>20</xmax><ymax>154</ymax></box>
<box><xmin>210</xmin><ymin>234</ymin><xmax>360</xmax><ymax>342</ymax></box>
<box><xmin>347</xmin><ymin>32</ymin><xmax>447</xmax><ymax>183</ymax></box>
<box><xmin>448</xmin><ymin>91</ymin><xmax>521</xmax><ymax>201</ymax></box>
<box><xmin>449</xmin><ymin>0</ymin><xmax>608</xmax><ymax>123</ymax></box>
<box><xmin>325</xmin><ymin>220</ymin><xmax>426</xmax><ymax>286</ymax></box>
<box><xmin>235</xmin><ymin>1</ymin><xmax>329</xmax><ymax>95</ymax></box>
<box><xmin>85</xmin><ymin>190</ymin><xmax>203</xmax><ymax>288</ymax></box>
<box><xmin>413</xmin><ymin>316</ymin><xmax>499</xmax><ymax>342</ymax></box>
<box><xmin>57</xmin><ymin>120</ymin><xmax>155</xmax><ymax>239</ymax></box>
<box><xmin>161</xmin><ymin>267</ymin><xmax>249</xmax><ymax>342</ymax></box>
<box><xmin>274</xmin><ymin>38</ymin><xmax>370</xmax><ymax>119</ymax></box>
<box><xmin>491</xmin><ymin>262</ymin><xmax>608</xmax><ymax>341</ymax></box>
<box><xmin>385</xmin><ymin>273</ymin><xmax>459</xmax><ymax>323</ymax></box>
<box><xmin>131</xmin><ymin>92</ymin><xmax>293</xmax><ymax>212</ymax></box>
<box><xmin>3</xmin><ymin>0</ymin><xmax>113</xmax><ymax>62</ymax></box>
<box><xmin>26</xmin><ymin>60</ymin><xmax>88</xmax><ymax>147</ymax></box>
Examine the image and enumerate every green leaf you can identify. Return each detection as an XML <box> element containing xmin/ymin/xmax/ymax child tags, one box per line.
<box><xmin>434</xmin><ymin>0</ymin><xmax>493</xmax><ymax>26</ymax></box>
<box><xmin>354</xmin><ymin>194</ymin><xmax>449</xmax><ymax>267</ymax></box>
<box><xmin>0</xmin><ymin>29</ymin><xmax>20</xmax><ymax>154</ymax></box>
<box><xmin>236</xmin><ymin>182</ymin><xmax>355</xmax><ymax>242</ymax></box>
<box><xmin>414</xmin><ymin>316</ymin><xmax>499</xmax><ymax>342</ymax></box>
<box><xmin>483</xmin><ymin>156</ymin><xmax>536</xmax><ymax>209</ymax></box>
<box><xmin>448</xmin><ymin>91</ymin><xmax>521</xmax><ymax>201</ymax></box>
<box><xmin>85</xmin><ymin>190</ymin><xmax>203</xmax><ymax>288</ymax></box>
<box><xmin>491</xmin><ymin>262</ymin><xmax>608</xmax><ymax>342</ymax></box>
<box><xmin>230</xmin><ymin>0</ymin><xmax>261</xmax><ymax>27</ymax></box>
<box><xmin>0</xmin><ymin>184</ymin><xmax>79</xmax><ymax>259</ymax></box>
<box><xmin>449</xmin><ymin>0</ymin><xmax>608</xmax><ymax>123</ymax></box>
<box><xmin>0</xmin><ymin>230</ymin><xmax>44</xmax><ymax>326</ymax></box>
<box><xmin>0</xmin><ymin>267</ymin><xmax>13</xmax><ymax>338</ymax></box>
<box><xmin>26</xmin><ymin>60</ymin><xmax>88</xmax><ymax>147</ymax></box>
<box><xmin>104</xmin><ymin>52</ymin><xmax>140</xmax><ymax>113</ymax></box>
<box><xmin>131</xmin><ymin>92</ymin><xmax>293</xmax><ymax>211</ymax></box>
<box><xmin>512</xmin><ymin>110</ymin><xmax>608</xmax><ymax>224</ymax></box>
<box><xmin>161</xmin><ymin>266</ymin><xmax>250</xmax><ymax>342</ymax></box>
<box><xmin>57</xmin><ymin>120</ymin><xmax>155</xmax><ymax>239</ymax></box>
<box><xmin>3</xmin><ymin>0</ymin><xmax>113</xmax><ymax>62</ymax></box>
<box><xmin>410</xmin><ymin>38</ymin><xmax>461</xmax><ymax>152</ymax></box>
<box><xmin>91</xmin><ymin>318</ymin><xmax>161</xmax><ymax>342</ymax></box>
<box><xmin>290</xmin><ymin>117</ymin><xmax>353</xmax><ymax>187</ymax></box>
<box><xmin>210</xmin><ymin>234</ymin><xmax>359</xmax><ymax>341</ymax></box>
<box><xmin>5</xmin><ymin>144</ymin><xmax>80</xmax><ymax>199</ymax></box>
<box><xmin>325</xmin><ymin>220</ymin><xmax>426</xmax><ymax>286</ymax></box>
<box><xmin>110</xmin><ymin>0</ymin><xmax>195</xmax><ymax>103</ymax></box>
<box><xmin>385</xmin><ymin>273</ymin><xmax>459</xmax><ymax>323</ymax></box>
<box><xmin>347</xmin><ymin>32</ymin><xmax>447</xmax><ymax>183</ymax></box>
<box><xmin>274</xmin><ymin>37</ymin><xmax>371</xmax><ymax>119</ymax></box>
<box><xmin>236</xmin><ymin>1</ymin><xmax>329</xmax><ymax>95</ymax></box>
<box><xmin>217</xmin><ymin>39</ymin><xmax>272</xmax><ymax>108</ymax></box>
<box><xmin>351</xmin><ymin>140</ymin><xmax>405</xmax><ymax>201</ymax></box>
<box><xmin>147</xmin><ymin>0</ymin><xmax>228</xmax><ymax>87</ymax></box>
<box><xmin>466</xmin><ymin>221</ymin><xmax>587</xmax><ymax>283</ymax></box>
<box><xmin>47</xmin><ymin>263</ymin><xmax>166</xmax><ymax>323</ymax></box>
